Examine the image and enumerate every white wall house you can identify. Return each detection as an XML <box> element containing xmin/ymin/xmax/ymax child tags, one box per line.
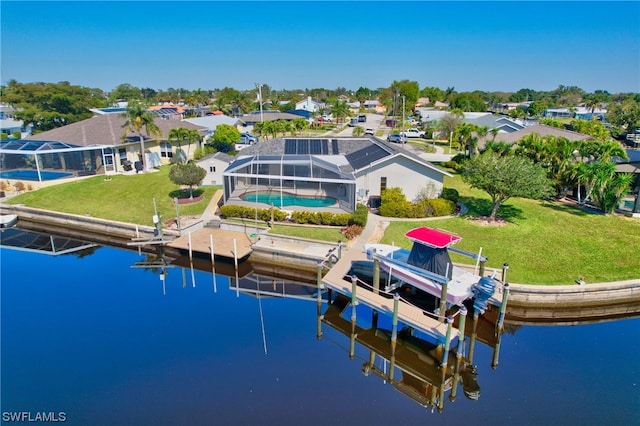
<box><xmin>197</xmin><ymin>152</ymin><xmax>234</xmax><ymax>186</ymax></box>
<box><xmin>295</xmin><ymin>96</ymin><xmax>323</xmax><ymax>113</ymax></box>
<box><xmin>355</xmin><ymin>153</ymin><xmax>450</xmax><ymax>202</ymax></box>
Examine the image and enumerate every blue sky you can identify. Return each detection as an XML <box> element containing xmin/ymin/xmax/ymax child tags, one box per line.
<box><xmin>1</xmin><ymin>1</ymin><xmax>639</xmax><ymax>94</ymax></box>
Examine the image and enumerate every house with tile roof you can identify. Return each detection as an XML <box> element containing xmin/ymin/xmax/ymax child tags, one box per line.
<box><xmin>23</xmin><ymin>114</ymin><xmax>207</xmax><ymax>171</ymax></box>
<box><xmin>197</xmin><ymin>152</ymin><xmax>235</xmax><ymax>187</ymax></box>
<box><xmin>222</xmin><ymin>136</ymin><xmax>451</xmax><ymax>212</ymax></box>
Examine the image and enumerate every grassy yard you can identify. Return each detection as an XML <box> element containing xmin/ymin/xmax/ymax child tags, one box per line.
<box><xmin>380</xmin><ymin>175</ymin><xmax>640</xmax><ymax>285</ymax></box>
<box><xmin>269</xmin><ymin>224</ymin><xmax>345</xmax><ymax>242</ymax></box>
<box><xmin>5</xmin><ymin>166</ymin><xmax>218</xmax><ymax>227</ymax></box>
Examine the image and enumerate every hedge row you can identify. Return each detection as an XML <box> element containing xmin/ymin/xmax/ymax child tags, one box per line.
<box><xmin>220</xmin><ymin>203</ymin><xmax>369</xmax><ymax>227</ymax></box>
<box><xmin>379</xmin><ymin>198</ymin><xmax>456</xmax><ymax>218</ymax></box>
<box><xmin>219</xmin><ymin>205</ymin><xmax>288</xmax><ymax>222</ymax></box>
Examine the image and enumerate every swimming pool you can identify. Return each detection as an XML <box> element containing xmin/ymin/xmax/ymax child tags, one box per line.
<box><xmin>0</xmin><ymin>169</ymin><xmax>73</xmax><ymax>181</ymax></box>
<box><xmin>240</xmin><ymin>191</ymin><xmax>336</xmax><ymax>208</ymax></box>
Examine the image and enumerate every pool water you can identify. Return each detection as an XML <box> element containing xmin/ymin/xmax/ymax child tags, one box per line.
<box><xmin>241</xmin><ymin>191</ymin><xmax>336</xmax><ymax>208</ymax></box>
<box><xmin>0</xmin><ymin>169</ymin><xmax>73</xmax><ymax>181</ymax></box>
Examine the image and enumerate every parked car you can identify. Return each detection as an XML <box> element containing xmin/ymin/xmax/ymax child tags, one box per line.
<box><xmin>387</xmin><ymin>133</ymin><xmax>405</xmax><ymax>143</ymax></box>
<box><xmin>358</xmin><ymin>115</ymin><xmax>367</xmax><ymax>122</ymax></box>
<box><xmin>385</xmin><ymin>119</ymin><xmax>398</xmax><ymax>127</ymax></box>
<box><xmin>348</xmin><ymin>118</ymin><xmax>358</xmax><ymax>127</ymax></box>
<box><xmin>400</xmin><ymin>128</ymin><xmax>426</xmax><ymax>138</ymax></box>
<box><xmin>240</xmin><ymin>132</ymin><xmax>259</xmax><ymax>144</ymax></box>
<box><xmin>365</xmin><ymin>128</ymin><xmax>374</xmax><ymax>135</ymax></box>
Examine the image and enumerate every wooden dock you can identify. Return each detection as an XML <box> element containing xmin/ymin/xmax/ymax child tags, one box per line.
<box><xmin>167</xmin><ymin>228</ymin><xmax>254</xmax><ymax>261</ymax></box>
<box><xmin>322</xmin><ymin>247</ymin><xmax>457</xmax><ymax>345</ymax></box>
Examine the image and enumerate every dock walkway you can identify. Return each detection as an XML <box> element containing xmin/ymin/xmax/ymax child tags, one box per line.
<box><xmin>167</xmin><ymin>228</ymin><xmax>254</xmax><ymax>260</ymax></box>
<box><xmin>322</xmin><ymin>246</ymin><xmax>456</xmax><ymax>345</ymax></box>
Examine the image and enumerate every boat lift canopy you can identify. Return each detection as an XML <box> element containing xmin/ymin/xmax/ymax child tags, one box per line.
<box><xmin>405</xmin><ymin>227</ymin><xmax>461</xmax><ymax>249</ymax></box>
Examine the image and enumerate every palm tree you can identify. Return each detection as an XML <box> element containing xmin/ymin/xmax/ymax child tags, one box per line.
<box><xmin>330</xmin><ymin>100</ymin><xmax>350</xmax><ymax>125</ymax></box>
<box><xmin>352</xmin><ymin>126</ymin><xmax>365</xmax><ymax>137</ymax></box>
<box><xmin>168</xmin><ymin>127</ymin><xmax>201</xmax><ymax>164</ymax></box>
<box><xmin>121</xmin><ymin>102</ymin><xmax>162</xmax><ymax>172</ymax></box>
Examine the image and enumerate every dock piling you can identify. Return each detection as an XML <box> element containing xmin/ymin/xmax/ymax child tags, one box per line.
<box><xmin>391</xmin><ymin>293</ymin><xmax>400</xmax><ymax>350</ymax></box>
<box><xmin>350</xmin><ymin>276</ymin><xmax>358</xmax><ymax>323</ymax></box>
<box><xmin>496</xmin><ymin>283</ymin><xmax>510</xmax><ymax>335</ymax></box>
<box><xmin>440</xmin><ymin>316</ymin><xmax>453</xmax><ymax>368</ymax></box>
<box><xmin>373</xmin><ymin>258</ymin><xmax>380</xmax><ymax>294</ymax></box>
<box><xmin>210</xmin><ymin>234</ymin><xmax>217</xmax><ymax>293</ymax></box>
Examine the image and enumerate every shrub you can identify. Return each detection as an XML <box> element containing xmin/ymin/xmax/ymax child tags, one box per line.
<box><xmin>349</xmin><ymin>203</ymin><xmax>368</xmax><ymax>227</ymax></box>
<box><xmin>427</xmin><ymin>198</ymin><xmax>456</xmax><ymax>216</ymax></box>
<box><xmin>440</xmin><ymin>188</ymin><xmax>459</xmax><ymax>203</ymax></box>
<box><xmin>219</xmin><ymin>204</ymin><xmax>286</xmax><ymax>222</ymax></box>
<box><xmin>342</xmin><ymin>224</ymin><xmax>364</xmax><ymax>240</ymax></box>
<box><xmin>13</xmin><ymin>181</ymin><xmax>25</xmax><ymax>192</ymax></box>
<box><xmin>379</xmin><ymin>201</ymin><xmax>415</xmax><ymax>218</ymax></box>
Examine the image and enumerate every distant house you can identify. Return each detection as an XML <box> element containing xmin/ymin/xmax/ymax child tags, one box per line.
<box><xmin>543</xmin><ymin>106</ymin><xmax>607</xmax><ymax>121</ymax></box>
<box><xmin>197</xmin><ymin>152</ymin><xmax>235</xmax><ymax>186</ymax></box>
<box><xmin>295</xmin><ymin>97</ymin><xmax>324</xmax><ymax>113</ymax></box>
<box><xmin>362</xmin><ymin>100</ymin><xmax>384</xmax><ymax>113</ymax></box>
<box><xmin>492</xmin><ymin>124</ymin><xmax>594</xmax><ymax>145</ymax></box>
<box><xmin>23</xmin><ymin>114</ymin><xmax>207</xmax><ymax>171</ymax></box>
<box><xmin>183</xmin><ymin>115</ymin><xmax>240</xmax><ymax>137</ymax></box>
<box><xmin>222</xmin><ymin>137</ymin><xmax>451</xmax><ymax>212</ymax></box>
<box><xmin>237</xmin><ymin>111</ymin><xmax>303</xmax><ymax>126</ymax></box>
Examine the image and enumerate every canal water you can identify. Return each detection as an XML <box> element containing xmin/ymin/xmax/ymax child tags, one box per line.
<box><xmin>1</xmin><ymin>242</ymin><xmax>639</xmax><ymax>425</ymax></box>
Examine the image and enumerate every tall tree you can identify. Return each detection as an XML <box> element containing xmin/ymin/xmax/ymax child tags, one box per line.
<box><xmin>121</xmin><ymin>102</ymin><xmax>162</xmax><ymax>172</ymax></box>
<box><xmin>462</xmin><ymin>152</ymin><xmax>553</xmax><ymax>221</ymax></box>
<box><xmin>210</xmin><ymin>123</ymin><xmax>240</xmax><ymax>152</ymax></box>
<box><xmin>169</xmin><ymin>163</ymin><xmax>207</xmax><ymax>199</ymax></box>
<box><xmin>3</xmin><ymin>80</ymin><xmax>106</xmax><ymax>133</ymax></box>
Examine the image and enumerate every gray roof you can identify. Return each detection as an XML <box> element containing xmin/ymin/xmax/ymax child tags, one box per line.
<box><xmin>183</xmin><ymin>115</ymin><xmax>238</xmax><ymax>130</ymax></box>
<box><xmin>466</xmin><ymin>114</ymin><xmax>524</xmax><ymax>132</ymax></box>
<box><xmin>198</xmin><ymin>151</ymin><xmax>235</xmax><ymax>163</ymax></box>
<box><xmin>233</xmin><ymin>136</ymin><xmax>445</xmax><ymax>175</ymax></box>
<box><xmin>493</xmin><ymin>124</ymin><xmax>594</xmax><ymax>145</ymax></box>
<box><xmin>24</xmin><ymin>114</ymin><xmax>207</xmax><ymax>147</ymax></box>
<box><xmin>238</xmin><ymin>112</ymin><xmax>303</xmax><ymax>124</ymax></box>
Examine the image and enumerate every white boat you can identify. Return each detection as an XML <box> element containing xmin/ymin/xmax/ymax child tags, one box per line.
<box><xmin>0</xmin><ymin>214</ymin><xmax>17</xmax><ymax>228</ymax></box>
<box><xmin>365</xmin><ymin>227</ymin><xmax>498</xmax><ymax>311</ymax></box>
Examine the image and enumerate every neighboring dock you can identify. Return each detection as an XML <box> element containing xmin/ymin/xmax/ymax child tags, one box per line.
<box><xmin>166</xmin><ymin>228</ymin><xmax>254</xmax><ymax>262</ymax></box>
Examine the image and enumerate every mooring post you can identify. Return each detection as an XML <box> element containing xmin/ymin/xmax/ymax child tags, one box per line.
<box><xmin>188</xmin><ymin>231</ymin><xmax>193</xmax><ymax>261</ymax></box>
<box><xmin>457</xmin><ymin>307</ymin><xmax>467</xmax><ymax>360</ymax></box>
<box><xmin>391</xmin><ymin>293</ymin><xmax>400</xmax><ymax>350</ymax></box>
<box><xmin>233</xmin><ymin>238</ymin><xmax>238</xmax><ymax>270</ymax></box>
<box><xmin>496</xmin><ymin>283</ymin><xmax>510</xmax><ymax>335</ymax></box>
<box><xmin>316</xmin><ymin>262</ymin><xmax>324</xmax><ymax>339</ymax></box>
<box><xmin>440</xmin><ymin>316</ymin><xmax>453</xmax><ymax>368</ymax></box>
<box><xmin>492</xmin><ymin>330</ymin><xmax>503</xmax><ymax>369</ymax></box>
<box><xmin>479</xmin><ymin>258</ymin><xmax>486</xmax><ymax>276</ymax></box>
<box><xmin>349</xmin><ymin>319</ymin><xmax>356</xmax><ymax>359</ymax></box>
<box><xmin>373</xmin><ymin>257</ymin><xmax>380</xmax><ymax>295</ymax></box>
<box><xmin>468</xmin><ymin>312</ymin><xmax>479</xmax><ymax>363</ymax></box>
<box><xmin>337</xmin><ymin>241</ymin><xmax>343</xmax><ymax>260</ymax></box>
<box><xmin>502</xmin><ymin>263</ymin><xmax>509</xmax><ymax>283</ymax></box>
<box><xmin>438</xmin><ymin>281</ymin><xmax>449</xmax><ymax>322</ymax></box>
<box><xmin>350</xmin><ymin>275</ymin><xmax>358</xmax><ymax>323</ymax></box>
<box><xmin>210</xmin><ymin>234</ymin><xmax>217</xmax><ymax>293</ymax></box>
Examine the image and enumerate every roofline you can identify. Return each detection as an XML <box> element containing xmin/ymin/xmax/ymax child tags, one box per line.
<box><xmin>357</xmin><ymin>151</ymin><xmax>452</xmax><ymax>177</ymax></box>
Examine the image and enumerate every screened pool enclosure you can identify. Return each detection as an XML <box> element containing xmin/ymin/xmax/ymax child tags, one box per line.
<box><xmin>223</xmin><ymin>153</ymin><xmax>357</xmax><ymax>212</ymax></box>
<box><xmin>0</xmin><ymin>140</ymin><xmax>116</xmax><ymax>182</ymax></box>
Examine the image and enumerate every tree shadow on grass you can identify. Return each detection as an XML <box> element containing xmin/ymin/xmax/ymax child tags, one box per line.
<box><xmin>540</xmin><ymin>199</ymin><xmax>604</xmax><ymax>217</ymax></box>
<box><xmin>169</xmin><ymin>188</ymin><xmax>204</xmax><ymax>199</ymax></box>
<box><xmin>459</xmin><ymin>196</ymin><xmax>524</xmax><ymax>222</ymax></box>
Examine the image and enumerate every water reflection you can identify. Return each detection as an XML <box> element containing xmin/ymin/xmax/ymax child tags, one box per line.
<box><xmin>317</xmin><ymin>290</ymin><xmax>501</xmax><ymax>412</ymax></box>
<box><xmin>3</xmin><ymin>227</ymin><xmax>640</xmax><ymax>421</ymax></box>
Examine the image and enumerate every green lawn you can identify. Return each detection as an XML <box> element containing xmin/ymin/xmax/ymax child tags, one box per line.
<box><xmin>6</xmin><ymin>166</ymin><xmax>218</xmax><ymax>227</ymax></box>
<box><xmin>269</xmin><ymin>224</ymin><xmax>345</xmax><ymax>242</ymax></box>
<box><xmin>380</xmin><ymin>175</ymin><xmax>640</xmax><ymax>285</ymax></box>
<box><xmin>5</xmin><ymin>167</ymin><xmax>639</xmax><ymax>286</ymax></box>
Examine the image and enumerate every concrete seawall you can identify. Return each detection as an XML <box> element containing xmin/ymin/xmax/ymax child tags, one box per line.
<box><xmin>1</xmin><ymin>204</ymin><xmax>180</xmax><ymax>242</ymax></box>
<box><xmin>3</xmin><ymin>204</ymin><xmax>639</xmax><ymax>311</ymax></box>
